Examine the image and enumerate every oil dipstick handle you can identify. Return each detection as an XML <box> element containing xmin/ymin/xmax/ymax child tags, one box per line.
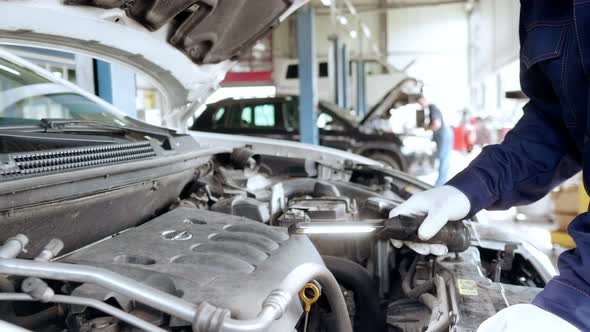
<box><xmin>378</xmin><ymin>215</ymin><xmax>471</xmax><ymax>252</ymax></box>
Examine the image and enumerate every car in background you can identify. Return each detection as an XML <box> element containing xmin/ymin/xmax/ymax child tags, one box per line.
<box><xmin>274</xmin><ymin>57</ymin><xmax>407</xmax><ymax>110</ymax></box>
<box><xmin>191</xmin><ymin>95</ymin><xmax>409</xmax><ymax>170</ymax></box>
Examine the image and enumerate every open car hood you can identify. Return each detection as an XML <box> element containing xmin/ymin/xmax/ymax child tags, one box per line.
<box><xmin>359</xmin><ymin>77</ymin><xmax>422</xmax><ymax>125</ymax></box>
<box><xmin>0</xmin><ymin>0</ymin><xmax>306</xmax><ymax>130</ymax></box>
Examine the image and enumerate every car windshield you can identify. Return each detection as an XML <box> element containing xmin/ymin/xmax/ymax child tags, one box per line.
<box><xmin>0</xmin><ymin>56</ymin><xmax>134</xmax><ymax>128</ymax></box>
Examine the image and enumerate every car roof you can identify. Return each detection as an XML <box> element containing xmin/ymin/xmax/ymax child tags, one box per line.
<box><xmin>207</xmin><ymin>95</ymin><xmax>297</xmax><ymax>107</ymax></box>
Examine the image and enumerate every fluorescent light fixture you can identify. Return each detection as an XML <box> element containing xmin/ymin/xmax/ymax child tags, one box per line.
<box><xmin>320</xmin><ymin>0</ymin><xmax>332</xmax><ymax>6</ymax></box>
<box><xmin>338</xmin><ymin>15</ymin><xmax>348</xmax><ymax>25</ymax></box>
<box><xmin>0</xmin><ymin>64</ymin><xmax>20</xmax><ymax>76</ymax></box>
<box><xmin>344</xmin><ymin>0</ymin><xmax>357</xmax><ymax>15</ymax></box>
<box><xmin>350</xmin><ymin>30</ymin><xmax>358</xmax><ymax>39</ymax></box>
<box><xmin>362</xmin><ymin>23</ymin><xmax>371</xmax><ymax>38</ymax></box>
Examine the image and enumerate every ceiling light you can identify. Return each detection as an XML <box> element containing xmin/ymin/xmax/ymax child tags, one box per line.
<box><xmin>338</xmin><ymin>15</ymin><xmax>348</xmax><ymax>25</ymax></box>
<box><xmin>362</xmin><ymin>23</ymin><xmax>371</xmax><ymax>38</ymax></box>
<box><xmin>350</xmin><ymin>30</ymin><xmax>358</xmax><ymax>39</ymax></box>
<box><xmin>0</xmin><ymin>64</ymin><xmax>20</xmax><ymax>76</ymax></box>
<box><xmin>320</xmin><ymin>0</ymin><xmax>331</xmax><ymax>6</ymax></box>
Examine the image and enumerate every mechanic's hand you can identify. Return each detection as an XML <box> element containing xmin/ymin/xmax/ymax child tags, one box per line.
<box><xmin>477</xmin><ymin>304</ymin><xmax>579</xmax><ymax>332</ymax></box>
<box><xmin>389</xmin><ymin>185</ymin><xmax>470</xmax><ymax>255</ymax></box>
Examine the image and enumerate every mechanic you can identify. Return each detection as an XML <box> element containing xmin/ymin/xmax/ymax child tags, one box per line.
<box><xmin>391</xmin><ymin>1</ymin><xmax>590</xmax><ymax>331</ymax></box>
<box><xmin>417</xmin><ymin>95</ymin><xmax>453</xmax><ymax>186</ymax></box>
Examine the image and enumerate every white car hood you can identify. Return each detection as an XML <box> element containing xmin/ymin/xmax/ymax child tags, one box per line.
<box><xmin>0</xmin><ymin>0</ymin><xmax>306</xmax><ymax>130</ymax></box>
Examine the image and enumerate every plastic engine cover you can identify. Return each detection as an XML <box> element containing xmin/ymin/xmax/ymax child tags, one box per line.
<box><xmin>61</xmin><ymin>207</ymin><xmax>323</xmax><ymax>329</ymax></box>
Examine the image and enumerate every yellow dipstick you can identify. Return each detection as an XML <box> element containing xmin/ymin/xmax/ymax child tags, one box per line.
<box><xmin>299</xmin><ymin>282</ymin><xmax>320</xmax><ymax>312</ymax></box>
<box><xmin>299</xmin><ymin>283</ymin><xmax>320</xmax><ymax>332</ymax></box>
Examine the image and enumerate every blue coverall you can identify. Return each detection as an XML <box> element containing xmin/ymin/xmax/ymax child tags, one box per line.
<box><xmin>446</xmin><ymin>1</ymin><xmax>590</xmax><ymax>329</ymax></box>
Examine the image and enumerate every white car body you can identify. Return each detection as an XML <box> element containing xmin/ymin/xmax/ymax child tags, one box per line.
<box><xmin>274</xmin><ymin>57</ymin><xmax>408</xmax><ymax>110</ymax></box>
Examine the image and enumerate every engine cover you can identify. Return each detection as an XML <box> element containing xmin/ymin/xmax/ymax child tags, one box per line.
<box><xmin>60</xmin><ymin>207</ymin><xmax>323</xmax><ymax>329</ymax></box>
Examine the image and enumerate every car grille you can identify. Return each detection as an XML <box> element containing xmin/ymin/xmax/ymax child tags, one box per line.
<box><xmin>0</xmin><ymin>142</ymin><xmax>156</xmax><ymax>177</ymax></box>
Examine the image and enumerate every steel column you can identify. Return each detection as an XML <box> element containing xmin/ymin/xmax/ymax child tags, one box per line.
<box><xmin>341</xmin><ymin>43</ymin><xmax>349</xmax><ymax>109</ymax></box>
<box><xmin>356</xmin><ymin>59</ymin><xmax>366</xmax><ymax>117</ymax></box>
<box><xmin>94</xmin><ymin>60</ymin><xmax>137</xmax><ymax>118</ymax></box>
<box><xmin>330</xmin><ymin>35</ymin><xmax>344</xmax><ymax>107</ymax></box>
<box><xmin>296</xmin><ymin>4</ymin><xmax>319</xmax><ymax>145</ymax></box>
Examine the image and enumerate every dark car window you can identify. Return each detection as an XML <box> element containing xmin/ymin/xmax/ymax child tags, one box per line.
<box><xmin>283</xmin><ymin>101</ymin><xmax>299</xmax><ymax>129</ymax></box>
<box><xmin>286</xmin><ymin>65</ymin><xmax>299</xmax><ymax>79</ymax></box>
<box><xmin>285</xmin><ymin>62</ymin><xmax>328</xmax><ymax>79</ymax></box>
<box><xmin>227</xmin><ymin>106</ymin><xmax>243</xmax><ymax>128</ymax></box>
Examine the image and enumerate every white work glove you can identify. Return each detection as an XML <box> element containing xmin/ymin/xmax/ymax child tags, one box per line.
<box><xmin>477</xmin><ymin>304</ymin><xmax>579</xmax><ymax>332</ymax></box>
<box><xmin>389</xmin><ymin>185</ymin><xmax>470</xmax><ymax>255</ymax></box>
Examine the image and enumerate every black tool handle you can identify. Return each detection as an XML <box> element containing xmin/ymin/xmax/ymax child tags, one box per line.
<box><xmin>378</xmin><ymin>215</ymin><xmax>471</xmax><ymax>252</ymax></box>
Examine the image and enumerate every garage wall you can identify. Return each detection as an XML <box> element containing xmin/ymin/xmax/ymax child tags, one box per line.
<box><xmin>468</xmin><ymin>0</ymin><xmax>520</xmax><ymax>116</ymax></box>
<box><xmin>469</xmin><ymin>0</ymin><xmax>520</xmax><ymax>84</ymax></box>
<box><xmin>386</xmin><ymin>3</ymin><xmax>469</xmax><ymax>123</ymax></box>
<box><xmin>273</xmin><ymin>11</ymin><xmax>384</xmax><ymax>60</ymax></box>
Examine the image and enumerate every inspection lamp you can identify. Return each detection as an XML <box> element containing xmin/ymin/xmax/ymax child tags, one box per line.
<box><xmin>288</xmin><ymin>215</ymin><xmax>472</xmax><ymax>253</ymax></box>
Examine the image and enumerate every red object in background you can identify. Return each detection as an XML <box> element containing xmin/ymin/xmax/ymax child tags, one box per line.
<box><xmin>452</xmin><ymin>121</ymin><xmax>477</xmax><ymax>152</ymax></box>
<box><xmin>223</xmin><ymin>71</ymin><xmax>272</xmax><ymax>84</ymax></box>
<box><xmin>222</xmin><ymin>35</ymin><xmax>273</xmax><ymax>85</ymax></box>
<box><xmin>453</xmin><ymin>126</ymin><xmax>467</xmax><ymax>151</ymax></box>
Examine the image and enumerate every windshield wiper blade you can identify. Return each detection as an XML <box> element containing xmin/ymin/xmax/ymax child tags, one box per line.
<box><xmin>40</xmin><ymin>119</ymin><xmax>171</xmax><ymax>138</ymax></box>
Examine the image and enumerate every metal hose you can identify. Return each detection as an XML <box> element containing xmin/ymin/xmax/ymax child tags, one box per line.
<box><xmin>0</xmin><ymin>258</ymin><xmax>198</xmax><ymax>322</ymax></box>
<box><xmin>0</xmin><ymin>293</ymin><xmax>165</xmax><ymax>332</ymax></box>
<box><xmin>0</xmin><ymin>234</ymin><xmax>350</xmax><ymax>332</ymax></box>
<box><xmin>217</xmin><ymin>263</ymin><xmax>352</xmax><ymax>332</ymax></box>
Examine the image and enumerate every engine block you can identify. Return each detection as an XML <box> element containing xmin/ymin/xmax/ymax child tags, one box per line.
<box><xmin>61</xmin><ymin>207</ymin><xmax>323</xmax><ymax>329</ymax></box>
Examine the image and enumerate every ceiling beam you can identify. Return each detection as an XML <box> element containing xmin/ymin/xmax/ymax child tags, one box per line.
<box><xmin>315</xmin><ymin>0</ymin><xmax>468</xmax><ymax>15</ymax></box>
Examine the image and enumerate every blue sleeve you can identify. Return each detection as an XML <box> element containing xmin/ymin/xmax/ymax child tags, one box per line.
<box><xmin>446</xmin><ymin>98</ymin><xmax>581</xmax><ymax>217</ymax></box>
<box><xmin>533</xmin><ymin>213</ymin><xmax>590</xmax><ymax>330</ymax></box>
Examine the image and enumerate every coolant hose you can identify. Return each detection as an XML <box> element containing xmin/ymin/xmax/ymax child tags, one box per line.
<box><xmin>322</xmin><ymin>256</ymin><xmax>386</xmax><ymax>332</ymax></box>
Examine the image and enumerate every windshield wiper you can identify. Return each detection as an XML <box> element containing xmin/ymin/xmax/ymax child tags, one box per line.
<box><xmin>39</xmin><ymin>119</ymin><xmax>171</xmax><ymax>138</ymax></box>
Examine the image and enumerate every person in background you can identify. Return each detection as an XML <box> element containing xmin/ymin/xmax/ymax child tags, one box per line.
<box><xmin>417</xmin><ymin>95</ymin><xmax>453</xmax><ymax>186</ymax></box>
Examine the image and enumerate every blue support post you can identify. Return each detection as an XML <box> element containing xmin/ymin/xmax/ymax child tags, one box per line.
<box><xmin>341</xmin><ymin>43</ymin><xmax>349</xmax><ymax>109</ymax></box>
<box><xmin>356</xmin><ymin>60</ymin><xmax>366</xmax><ymax>117</ymax></box>
<box><xmin>330</xmin><ymin>36</ymin><xmax>343</xmax><ymax>107</ymax></box>
<box><xmin>95</xmin><ymin>60</ymin><xmax>137</xmax><ymax>118</ymax></box>
<box><xmin>296</xmin><ymin>4</ymin><xmax>319</xmax><ymax>145</ymax></box>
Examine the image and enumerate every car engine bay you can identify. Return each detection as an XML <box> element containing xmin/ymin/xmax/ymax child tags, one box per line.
<box><xmin>0</xmin><ymin>138</ymin><xmax>553</xmax><ymax>332</ymax></box>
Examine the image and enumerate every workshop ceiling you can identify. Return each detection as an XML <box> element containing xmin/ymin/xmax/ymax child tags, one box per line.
<box><xmin>314</xmin><ymin>0</ymin><xmax>468</xmax><ymax>12</ymax></box>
